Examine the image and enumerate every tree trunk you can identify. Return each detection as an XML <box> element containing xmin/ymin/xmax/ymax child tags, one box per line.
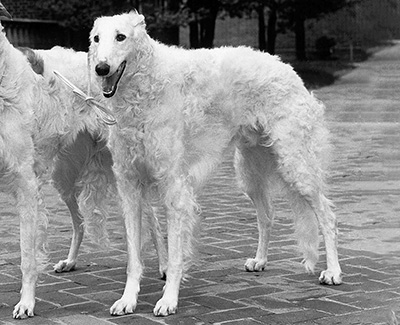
<box><xmin>256</xmin><ymin>4</ymin><xmax>266</xmax><ymax>52</ymax></box>
<box><xmin>199</xmin><ymin>2</ymin><xmax>219</xmax><ymax>48</ymax></box>
<box><xmin>189</xmin><ymin>20</ymin><xmax>200</xmax><ymax>48</ymax></box>
<box><xmin>199</xmin><ymin>17</ymin><xmax>216</xmax><ymax>48</ymax></box>
<box><xmin>294</xmin><ymin>16</ymin><xmax>306</xmax><ymax>61</ymax></box>
<box><xmin>165</xmin><ymin>0</ymin><xmax>180</xmax><ymax>45</ymax></box>
<box><xmin>266</xmin><ymin>5</ymin><xmax>277</xmax><ymax>54</ymax></box>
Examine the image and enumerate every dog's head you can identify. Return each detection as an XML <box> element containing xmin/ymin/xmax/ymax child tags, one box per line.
<box><xmin>89</xmin><ymin>10</ymin><xmax>146</xmax><ymax>98</ymax></box>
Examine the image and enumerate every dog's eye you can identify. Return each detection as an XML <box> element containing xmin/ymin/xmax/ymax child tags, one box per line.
<box><xmin>94</xmin><ymin>35</ymin><xmax>99</xmax><ymax>43</ymax></box>
<box><xmin>116</xmin><ymin>34</ymin><xmax>126</xmax><ymax>42</ymax></box>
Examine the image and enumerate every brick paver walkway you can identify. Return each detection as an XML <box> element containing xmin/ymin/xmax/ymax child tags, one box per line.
<box><xmin>1</xmin><ymin>43</ymin><xmax>400</xmax><ymax>325</ymax></box>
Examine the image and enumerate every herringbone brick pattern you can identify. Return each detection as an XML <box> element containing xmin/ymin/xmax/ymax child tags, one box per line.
<box><xmin>1</xmin><ymin>43</ymin><xmax>400</xmax><ymax>324</ymax></box>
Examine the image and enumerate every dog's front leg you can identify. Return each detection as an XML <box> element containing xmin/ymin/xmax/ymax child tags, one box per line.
<box><xmin>13</xmin><ymin>166</ymin><xmax>40</xmax><ymax>319</ymax></box>
<box><xmin>110</xmin><ymin>187</ymin><xmax>143</xmax><ymax>315</ymax></box>
<box><xmin>153</xmin><ymin>210</ymin><xmax>182</xmax><ymax>316</ymax></box>
<box><xmin>145</xmin><ymin>205</ymin><xmax>168</xmax><ymax>279</ymax></box>
<box><xmin>154</xmin><ymin>180</ymin><xmax>193</xmax><ymax>316</ymax></box>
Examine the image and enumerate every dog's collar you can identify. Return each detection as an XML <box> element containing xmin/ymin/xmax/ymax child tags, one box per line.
<box><xmin>53</xmin><ymin>70</ymin><xmax>117</xmax><ymax>125</ymax></box>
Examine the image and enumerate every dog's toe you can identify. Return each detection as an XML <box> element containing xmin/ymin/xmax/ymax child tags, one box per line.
<box><xmin>110</xmin><ymin>298</ymin><xmax>136</xmax><ymax>315</ymax></box>
<box><xmin>54</xmin><ymin>259</ymin><xmax>76</xmax><ymax>273</ymax></box>
<box><xmin>153</xmin><ymin>297</ymin><xmax>177</xmax><ymax>316</ymax></box>
<box><xmin>319</xmin><ymin>270</ymin><xmax>342</xmax><ymax>285</ymax></box>
<box><xmin>13</xmin><ymin>301</ymin><xmax>34</xmax><ymax>319</ymax></box>
<box><xmin>245</xmin><ymin>258</ymin><xmax>267</xmax><ymax>272</ymax></box>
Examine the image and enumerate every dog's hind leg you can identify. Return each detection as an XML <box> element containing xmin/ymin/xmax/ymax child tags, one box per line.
<box><xmin>53</xmin><ymin>196</ymin><xmax>83</xmax><ymax>273</ymax></box>
<box><xmin>287</xmin><ymin>190</ymin><xmax>320</xmax><ymax>273</ymax></box>
<box><xmin>52</xmin><ymin>143</ymin><xmax>85</xmax><ymax>273</ymax></box>
<box><xmin>53</xmin><ymin>131</ymin><xmax>113</xmax><ymax>273</ymax></box>
<box><xmin>234</xmin><ymin>144</ymin><xmax>277</xmax><ymax>272</ymax></box>
<box><xmin>288</xmin><ymin>188</ymin><xmax>341</xmax><ymax>285</ymax></box>
<box><xmin>270</xmin><ymin>118</ymin><xmax>342</xmax><ymax>285</ymax></box>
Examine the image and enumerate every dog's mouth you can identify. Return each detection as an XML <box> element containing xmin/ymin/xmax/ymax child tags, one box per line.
<box><xmin>102</xmin><ymin>61</ymin><xmax>126</xmax><ymax>98</ymax></box>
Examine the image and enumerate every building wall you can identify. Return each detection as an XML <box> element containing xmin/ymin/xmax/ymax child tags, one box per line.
<box><xmin>2</xmin><ymin>0</ymin><xmax>42</xmax><ymax>19</ymax></box>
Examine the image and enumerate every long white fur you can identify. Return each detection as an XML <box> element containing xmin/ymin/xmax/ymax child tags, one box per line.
<box><xmin>89</xmin><ymin>11</ymin><xmax>342</xmax><ymax>317</ymax></box>
<box><xmin>0</xmin><ymin>18</ymin><xmax>166</xmax><ymax>318</ymax></box>
<box><xmin>0</xmin><ymin>19</ymin><xmax>46</xmax><ymax>320</ymax></box>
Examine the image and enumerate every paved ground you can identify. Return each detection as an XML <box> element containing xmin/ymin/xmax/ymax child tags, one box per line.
<box><xmin>1</xmin><ymin>43</ymin><xmax>400</xmax><ymax>325</ymax></box>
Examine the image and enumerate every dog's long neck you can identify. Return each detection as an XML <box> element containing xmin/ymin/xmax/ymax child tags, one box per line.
<box><xmin>0</xmin><ymin>28</ymin><xmax>36</xmax><ymax>114</ymax></box>
<box><xmin>110</xmin><ymin>37</ymin><xmax>168</xmax><ymax>121</ymax></box>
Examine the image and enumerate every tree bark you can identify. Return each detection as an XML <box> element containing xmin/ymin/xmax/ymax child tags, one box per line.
<box><xmin>189</xmin><ymin>20</ymin><xmax>200</xmax><ymax>48</ymax></box>
<box><xmin>199</xmin><ymin>3</ymin><xmax>218</xmax><ymax>48</ymax></box>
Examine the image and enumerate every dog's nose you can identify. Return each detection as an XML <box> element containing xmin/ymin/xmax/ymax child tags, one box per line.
<box><xmin>95</xmin><ymin>62</ymin><xmax>110</xmax><ymax>76</ymax></box>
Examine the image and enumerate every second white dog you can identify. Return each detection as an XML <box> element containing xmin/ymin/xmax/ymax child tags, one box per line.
<box><xmin>90</xmin><ymin>11</ymin><xmax>342</xmax><ymax>317</ymax></box>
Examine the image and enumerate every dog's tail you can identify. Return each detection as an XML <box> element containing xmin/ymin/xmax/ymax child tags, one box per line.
<box><xmin>288</xmin><ymin>190</ymin><xmax>322</xmax><ymax>273</ymax></box>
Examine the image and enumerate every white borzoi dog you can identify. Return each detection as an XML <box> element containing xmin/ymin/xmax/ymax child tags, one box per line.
<box><xmin>0</xmin><ymin>7</ymin><xmax>47</xmax><ymax>317</ymax></box>
<box><xmin>0</xmin><ymin>31</ymin><xmax>113</xmax><ymax>318</ymax></box>
<box><xmin>89</xmin><ymin>11</ymin><xmax>342</xmax><ymax>316</ymax></box>
<box><xmin>0</xmin><ymin>5</ymin><xmax>167</xmax><ymax>318</ymax></box>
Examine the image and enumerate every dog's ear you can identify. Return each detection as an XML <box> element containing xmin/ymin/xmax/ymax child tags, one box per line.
<box><xmin>129</xmin><ymin>10</ymin><xmax>145</xmax><ymax>28</ymax></box>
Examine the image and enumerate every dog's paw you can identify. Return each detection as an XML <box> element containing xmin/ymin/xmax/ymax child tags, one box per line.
<box><xmin>53</xmin><ymin>259</ymin><xmax>76</xmax><ymax>273</ymax></box>
<box><xmin>160</xmin><ymin>270</ymin><xmax>167</xmax><ymax>281</ymax></box>
<box><xmin>245</xmin><ymin>258</ymin><xmax>267</xmax><ymax>272</ymax></box>
<box><xmin>319</xmin><ymin>269</ymin><xmax>342</xmax><ymax>285</ymax></box>
<box><xmin>13</xmin><ymin>300</ymin><xmax>34</xmax><ymax>319</ymax></box>
<box><xmin>110</xmin><ymin>298</ymin><xmax>136</xmax><ymax>316</ymax></box>
<box><xmin>159</xmin><ymin>264</ymin><xmax>167</xmax><ymax>280</ymax></box>
<box><xmin>153</xmin><ymin>297</ymin><xmax>177</xmax><ymax>316</ymax></box>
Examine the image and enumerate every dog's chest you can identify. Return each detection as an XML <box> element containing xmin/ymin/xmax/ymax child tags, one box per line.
<box><xmin>110</xmin><ymin>125</ymin><xmax>162</xmax><ymax>185</ymax></box>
